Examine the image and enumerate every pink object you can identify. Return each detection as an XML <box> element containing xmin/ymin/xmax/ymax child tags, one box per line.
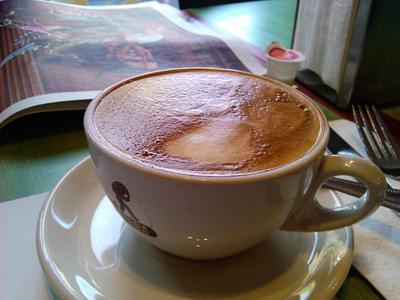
<box><xmin>268</xmin><ymin>48</ymin><xmax>299</xmax><ymax>61</ymax></box>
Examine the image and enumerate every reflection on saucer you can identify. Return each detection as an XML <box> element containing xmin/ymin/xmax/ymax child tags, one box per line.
<box><xmin>119</xmin><ymin>227</ymin><xmax>305</xmax><ymax>297</ymax></box>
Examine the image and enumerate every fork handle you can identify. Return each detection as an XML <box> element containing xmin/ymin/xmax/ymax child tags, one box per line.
<box><xmin>323</xmin><ymin>177</ymin><xmax>400</xmax><ymax>202</ymax></box>
<box><xmin>282</xmin><ymin>155</ymin><xmax>387</xmax><ymax>231</ymax></box>
<box><xmin>323</xmin><ymin>178</ymin><xmax>400</xmax><ymax>212</ymax></box>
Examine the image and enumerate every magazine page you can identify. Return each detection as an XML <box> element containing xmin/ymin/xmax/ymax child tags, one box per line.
<box><xmin>0</xmin><ymin>0</ymin><xmax>265</xmax><ymax>128</ymax></box>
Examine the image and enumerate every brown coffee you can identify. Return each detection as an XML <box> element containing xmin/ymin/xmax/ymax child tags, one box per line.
<box><xmin>93</xmin><ymin>69</ymin><xmax>321</xmax><ymax>175</ymax></box>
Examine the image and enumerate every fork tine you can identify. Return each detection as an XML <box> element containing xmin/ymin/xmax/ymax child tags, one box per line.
<box><xmin>364</xmin><ymin>105</ymin><xmax>390</xmax><ymax>159</ymax></box>
<box><xmin>351</xmin><ymin>105</ymin><xmax>381</xmax><ymax>161</ymax></box>
<box><xmin>371</xmin><ymin>105</ymin><xmax>400</xmax><ymax>159</ymax></box>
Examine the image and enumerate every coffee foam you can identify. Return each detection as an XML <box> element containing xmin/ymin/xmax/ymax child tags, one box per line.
<box><xmin>94</xmin><ymin>70</ymin><xmax>320</xmax><ymax>175</ymax></box>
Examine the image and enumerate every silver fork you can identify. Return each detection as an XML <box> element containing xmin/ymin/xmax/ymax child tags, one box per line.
<box><xmin>352</xmin><ymin>104</ymin><xmax>400</xmax><ymax>178</ymax></box>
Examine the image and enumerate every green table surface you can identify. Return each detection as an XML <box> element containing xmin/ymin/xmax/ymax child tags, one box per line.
<box><xmin>0</xmin><ymin>1</ymin><xmax>385</xmax><ymax>299</ymax></box>
<box><xmin>191</xmin><ymin>0</ymin><xmax>297</xmax><ymax>50</ymax></box>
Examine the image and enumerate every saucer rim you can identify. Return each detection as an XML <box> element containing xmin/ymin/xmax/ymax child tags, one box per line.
<box><xmin>36</xmin><ymin>156</ymin><xmax>354</xmax><ymax>300</ymax></box>
<box><xmin>36</xmin><ymin>158</ymin><xmax>90</xmax><ymax>299</ymax></box>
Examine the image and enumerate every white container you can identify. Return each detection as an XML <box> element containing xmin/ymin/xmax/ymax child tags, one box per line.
<box><xmin>266</xmin><ymin>42</ymin><xmax>305</xmax><ymax>85</ymax></box>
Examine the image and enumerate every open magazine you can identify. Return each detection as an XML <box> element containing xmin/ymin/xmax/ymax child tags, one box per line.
<box><xmin>0</xmin><ymin>0</ymin><xmax>265</xmax><ymax>129</ymax></box>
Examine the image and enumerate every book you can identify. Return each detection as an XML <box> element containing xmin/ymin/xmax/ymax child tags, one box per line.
<box><xmin>0</xmin><ymin>0</ymin><xmax>265</xmax><ymax>129</ymax></box>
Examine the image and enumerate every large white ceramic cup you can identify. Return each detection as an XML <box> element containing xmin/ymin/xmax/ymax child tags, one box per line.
<box><xmin>84</xmin><ymin>68</ymin><xmax>386</xmax><ymax>260</ymax></box>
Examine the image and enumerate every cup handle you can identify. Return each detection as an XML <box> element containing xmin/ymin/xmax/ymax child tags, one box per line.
<box><xmin>281</xmin><ymin>155</ymin><xmax>386</xmax><ymax>231</ymax></box>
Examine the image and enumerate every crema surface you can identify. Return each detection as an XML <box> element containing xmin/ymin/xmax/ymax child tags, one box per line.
<box><xmin>93</xmin><ymin>70</ymin><xmax>320</xmax><ymax>175</ymax></box>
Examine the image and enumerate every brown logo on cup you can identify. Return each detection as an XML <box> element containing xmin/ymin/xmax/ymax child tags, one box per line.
<box><xmin>111</xmin><ymin>181</ymin><xmax>157</xmax><ymax>238</ymax></box>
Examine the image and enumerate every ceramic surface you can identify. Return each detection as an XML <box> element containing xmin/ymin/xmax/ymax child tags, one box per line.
<box><xmin>37</xmin><ymin>157</ymin><xmax>353</xmax><ymax>300</ymax></box>
<box><xmin>84</xmin><ymin>68</ymin><xmax>384</xmax><ymax>259</ymax></box>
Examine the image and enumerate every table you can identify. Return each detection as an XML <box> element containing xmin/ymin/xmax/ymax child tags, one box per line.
<box><xmin>0</xmin><ymin>1</ymin><xmax>391</xmax><ymax>299</ymax></box>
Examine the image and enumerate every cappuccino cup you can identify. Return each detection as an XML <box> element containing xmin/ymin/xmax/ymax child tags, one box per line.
<box><xmin>84</xmin><ymin>68</ymin><xmax>386</xmax><ymax>260</ymax></box>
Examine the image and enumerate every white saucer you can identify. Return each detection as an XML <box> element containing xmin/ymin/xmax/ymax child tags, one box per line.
<box><xmin>37</xmin><ymin>157</ymin><xmax>353</xmax><ymax>300</ymax></box>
